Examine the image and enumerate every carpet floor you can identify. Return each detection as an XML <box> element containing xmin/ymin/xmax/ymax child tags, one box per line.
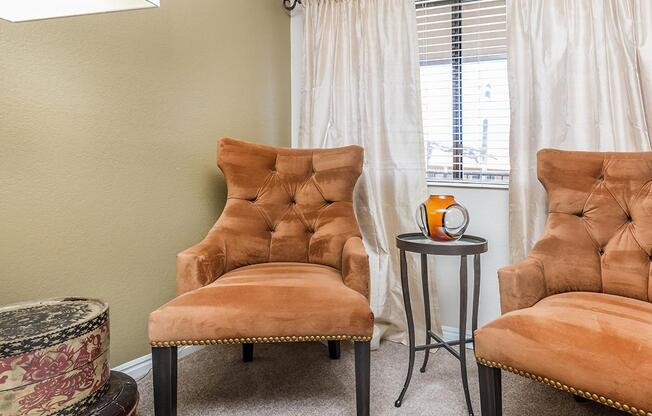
<box><xmin>136</xmin><ymin>341</ymin><xmax>624</xmax><ymax>415</ymax></box>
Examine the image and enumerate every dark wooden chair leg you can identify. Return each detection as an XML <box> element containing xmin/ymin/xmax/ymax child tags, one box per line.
<box><xmin>243</xmin><ymin>343</ymin><xmax>254</xmax><ymax>362</ymax></box>
<box><xmin>478</xmin><ymin>362</ymin><xmax>502</xmax><ymax>416</ymax></box>
<box><xmin>152</xmin><ymin>346</ymin><xmax>177</xmax><ymax>416</ymax></box>
<box><xmin>354</xmin><ymin>341</ymin><xmax>371</xmax><ymax>416</ymax></box>
<box><xmin>328</xmin><ymin>340</ymin><xmax>341</xmax><ymax>359</ymax></box>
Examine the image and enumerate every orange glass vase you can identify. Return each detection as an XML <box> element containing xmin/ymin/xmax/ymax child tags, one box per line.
<box><xmin>415</xmin><ymin>195</ymin><xmax>469</xmax><ymax>242</ymax></box>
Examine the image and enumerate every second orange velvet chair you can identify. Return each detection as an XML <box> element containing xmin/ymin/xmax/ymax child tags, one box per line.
<box><xmin>148</xmin><ymin>138</ymin><xmax>374</xmax><ymax>416</ymax></box>
<box><xmin>475</xmin><ymin>149</ymin><xmax>652</xmax><ymax>416</ymax></box>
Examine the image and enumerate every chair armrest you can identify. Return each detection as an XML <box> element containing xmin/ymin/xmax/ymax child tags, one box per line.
<box><xmin>498</xmin><ymin>257</ymin><xmax>547</xmax><ymax>314</ymax></box>
<box><xmin>176</xmin><ymin>227</ymin><xmax>226</xmax><ymax>295</ymax></box>
<box><xmin>341</xmin><ymin>236</ymin><xmax>370</xmax><ymax>299</ymax></box>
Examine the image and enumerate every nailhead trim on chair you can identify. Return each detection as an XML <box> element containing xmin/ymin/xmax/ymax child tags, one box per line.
<box><xmin>476</xmin><ymin>357</ymin><xmax>652</xmax><ymax>416</ymax></box>
<box><xmin>150</xmin><ymin>334</ymin><xmax>372</xmax><ymax>347</ymax></box>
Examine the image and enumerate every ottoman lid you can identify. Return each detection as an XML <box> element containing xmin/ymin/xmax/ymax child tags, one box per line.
<box><xmin>0</xmin><ymin>297</ymin><xmax>108</xmax><ymax>358</ymax></box>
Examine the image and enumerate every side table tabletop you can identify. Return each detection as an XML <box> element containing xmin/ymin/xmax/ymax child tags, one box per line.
<box><xmin>394</xmin><ymin>233</ymin><xmax>488</xmax><ymax>416</ymax></box>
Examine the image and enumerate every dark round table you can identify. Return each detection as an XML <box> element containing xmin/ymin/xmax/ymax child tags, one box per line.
<box><xmin>85</xmin><ymin>371</ymin><xmax>139</xmax><ymax>416</ymax></box>
<box><xmin>394</xmin><ymin>233</ymin><xmax>488</xmax><ymax>416</ymax></box>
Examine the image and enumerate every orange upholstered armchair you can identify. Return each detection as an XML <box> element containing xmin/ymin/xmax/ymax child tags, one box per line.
<box><xmin>475</xmin><ymin>149</ymin><xmax>652</xmax><ymax>416</ymax></box>
<box><xmin>148</xmin><ymin>138</ymin><xmax>373</xmax><ymax>416</ymax></box>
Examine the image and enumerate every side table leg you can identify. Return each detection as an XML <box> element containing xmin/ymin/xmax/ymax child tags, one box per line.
<box><xmin>472</xmin><ymin>254</ymin><xmax>481</xmax><ymax>338</ymax></box>
<box><xmin>459</xmin><ymin>255</ymin><xmax>474</xmax><ymax>416</ymax></box>
<box><xmin>395</xmin><ymin>249</ymin><xmax>416</xmax><ymax>408</ymax></box>
<box><xmin>419</xmin><ymin>253</ymin><xmax>432</xmax><ymax>373</ymax></box>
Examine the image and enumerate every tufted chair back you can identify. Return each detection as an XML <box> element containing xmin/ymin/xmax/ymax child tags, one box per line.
<box><xmin>214</xmin><ymin>138</ymin><xmax>364</xmax><ymax>272</ymax></box>
<box><xmin>532</xmin><ymin>149</ymin><xmax>652</xmax><ymax>301</ymax></box>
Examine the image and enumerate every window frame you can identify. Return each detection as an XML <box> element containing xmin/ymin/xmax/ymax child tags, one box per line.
<box><xmin>417</xmin><ymin>0</ymin><xmax>510</xmax><ymax>188</ymax></box>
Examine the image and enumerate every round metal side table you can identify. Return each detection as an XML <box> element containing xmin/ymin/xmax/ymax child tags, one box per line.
<box><xmin>394</xmin><ymin>233</ymin><xmax>488</xmax><ymax>416</ymax></box>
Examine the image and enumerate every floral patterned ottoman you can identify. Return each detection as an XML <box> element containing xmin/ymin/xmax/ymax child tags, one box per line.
<box><xmin>0</xmin><ymin>298</ymin><xmax>110</xmax><ymax>416</ymax></box>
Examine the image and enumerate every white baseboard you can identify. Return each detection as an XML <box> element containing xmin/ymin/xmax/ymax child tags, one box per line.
<box><xmin>112</xmin><ymin>345</ymin><xmax>203</xmax><ymax>381</ymax></box>
<box><xmin>441</xmin><ymin>325</ymin><xmax>474</xmax><ymax>349</ymax></box>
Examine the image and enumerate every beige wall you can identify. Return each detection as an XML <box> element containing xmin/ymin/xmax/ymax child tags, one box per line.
<box><xmin>0</xmin><ymin>0</ymin><xmax>290</xmax><ymax>365</ymax></box>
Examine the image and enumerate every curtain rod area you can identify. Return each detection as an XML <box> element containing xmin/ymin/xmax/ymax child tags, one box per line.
<box><xmin>284</xmin><ymin>0</ymin><xmax>301</xmax><ymax>11</ymax></box>
<box><xmin>283</xmin><ymin>0</ymin><xmax>486</xmax><ymax>12</ymax></box>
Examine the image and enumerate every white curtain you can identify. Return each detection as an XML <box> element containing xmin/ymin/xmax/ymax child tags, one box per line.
<box><xmin>297</xmin><ymin>0</ymin><xmax>436</xmax><ymax>346</ymax></box>
<box><xmin>507</xmin><ymin>0</ymin><xmax>652</xmax><ymax>261</ymax></box>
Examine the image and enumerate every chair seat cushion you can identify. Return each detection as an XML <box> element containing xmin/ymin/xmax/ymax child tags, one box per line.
<box><xmin>148</xmin><ymin>262</ymin><xmax>373</xmax><ymax>344</ymax></box>
<box><xmin>475</xmin><ymin>292</ymin><xmax>652</xmax><ymax>413</ymax></box>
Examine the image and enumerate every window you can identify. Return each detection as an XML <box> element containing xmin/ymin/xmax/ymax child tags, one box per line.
<box><xmin>416</xmin><ymin>0</ymin><xmax>509</xmax><ymax>185</ymax></box>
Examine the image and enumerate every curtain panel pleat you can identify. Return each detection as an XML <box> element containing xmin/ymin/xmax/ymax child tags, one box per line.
<box><xmin>297</xmin><ymin>0</ymin><xmax>437</xmax><ymax>346</ymax></box>
<box><xmin>507</xmin><ymin>0</ymin><xmax>652</xmax><ymax>262</ymax></box>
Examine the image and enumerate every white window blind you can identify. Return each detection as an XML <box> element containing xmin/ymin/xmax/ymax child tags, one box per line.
<box><xmin>416</xmin><ymin>0</ymin><xmax>510</xmax><ymax>185</ymax></box>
